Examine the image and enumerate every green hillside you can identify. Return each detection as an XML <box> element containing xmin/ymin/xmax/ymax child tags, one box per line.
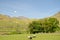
<box><xmin>0</xmin><ymin>14</ymin><xmax>32</xmax><ymax>34</ymax></box>
<box><xmin>51</xmin><ymin>12</ymin><xmax>60</xmax><ymax>22</ymax></box>
<box><xmin>0</xmin><ymin>12</ymin><xmax>60</xmax><ymax>34</ymax></box>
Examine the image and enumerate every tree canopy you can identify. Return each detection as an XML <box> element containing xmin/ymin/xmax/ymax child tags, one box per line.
<box><xmin>29</xmin><ymin>18</ymin><xmax>59</xmax><ymax>34</ymax></box>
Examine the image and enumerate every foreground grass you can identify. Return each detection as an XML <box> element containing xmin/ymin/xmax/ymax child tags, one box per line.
<box><xmin>0</xmin><ymin>33</ymin><xmax>60</xmax><ymax>40</ymax></box>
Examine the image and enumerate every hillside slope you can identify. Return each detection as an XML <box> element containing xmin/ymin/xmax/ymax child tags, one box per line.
<box><xmin>0</xmin><ymin>12</ymin><xmax>60</xmax><ymax>34</ymax></box>
<box><xmin>0</xmin><ymin>14</ymin><xmax>32</xmax><ymax>34</ymax></box>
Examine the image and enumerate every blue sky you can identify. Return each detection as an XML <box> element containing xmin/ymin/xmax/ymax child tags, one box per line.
<box><xmin>0</xmin><ymin>0</ymin><xmax>60</xmax><ymax>18</ymax></box>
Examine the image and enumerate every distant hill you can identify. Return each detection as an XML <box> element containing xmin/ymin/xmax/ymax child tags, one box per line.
<box><xmin>0</xmin><ymin>14</ymin><xmax>11</xmax><ymax>20</ymax></box>
<box><xmin>0</xmin><ymin>14</ymin><xmax>32</xmax><ymax>34</ymax></box>
<box><xmin>0</xmin><ymin>12</ymin><xmax>60</xmax><ymax>34</ymax></box>
<box><xmin>17</xmin><ymin>16</ymin><xmax>29</xmax><ymax>20</ymax></box>
<box><xmin>51</xmin><ymin>12</ymin><xmax>60</xmax><ymax>24</ymax></box>
<box><xmin>53</xmin><ymin>12</ymin><xmax>60</xmax><ymax>19</ymax></box>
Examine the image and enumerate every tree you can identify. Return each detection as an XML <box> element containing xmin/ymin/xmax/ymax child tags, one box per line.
<box><xmin>48</xmin><ymin>18</ymin><xmax>59</xmax><ymax>33</ymax></box>
<box><xmin>29</xmin><ymin>21</ymin><xmax>41</xmax><ymax>34</ymax></box>
<box><xmin>29</xmin><ymin>18</ymin><xmax>59</xmax><ymax>34</ymax></box>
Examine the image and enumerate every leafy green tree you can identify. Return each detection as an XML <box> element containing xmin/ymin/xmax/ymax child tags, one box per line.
<box><xmin>29</xmin><ymin>18</ymin><xmax>59</xmax><ymax>34</ymax></box>
<box><xmin>48</xmin><ymin>18</ymin><xmax>59</xmax><ymax>33</ymax></box>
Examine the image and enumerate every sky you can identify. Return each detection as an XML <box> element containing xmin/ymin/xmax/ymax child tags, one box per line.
<box><xmin>0</xmin><ymin>0</ymin><xmax>60</xmax><ymax>18</ymax></box>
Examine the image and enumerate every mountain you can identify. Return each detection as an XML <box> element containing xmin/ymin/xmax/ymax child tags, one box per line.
<box><xmin>0</xmin><ymin>14</ymin><xmax>11</xmax><ymax>20</ymax></box>
<box><xmin>16</xmin><ymin>16</ymin><xmax>31</xmax><ymax>23</ymax></box>
<box><xmin>0</xmin><ymin>14</ymin><xmax>32</xmax><ymax>34</ymax></box>
<box><xmin>53</xmin><ymin>12</ymin><xmax>60</xmax><ymax>19</ymax></box>
<box><xmin>52</xmin><ymin>12</ymin><xmax>60</xmax><ymax>23</ymax></box>
<box><xmin>17</xmin><ymin>16</ymin><xmax>29</xmax><ymax>20</ymax></box>
<box><xmin>0</xmin><ymin>12</ymin><xmax>60</xmax><ymax>34</ymax></box>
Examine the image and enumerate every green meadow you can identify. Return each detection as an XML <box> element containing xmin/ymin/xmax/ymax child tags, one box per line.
<box><xmin>0</xmin><ymin>0</ymin><xmax>60</xmax><ymax>40</ymax></box>
<box><xmin>0</xmin><ymin>33</ymin><xmax>60</xmax><ymax>40</ymax></box>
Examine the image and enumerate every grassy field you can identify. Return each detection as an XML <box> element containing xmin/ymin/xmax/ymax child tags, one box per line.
<box><xmin>0</xmin><ymin>33</ymin><xmax>60</xmax><ymax>40</ymax></box>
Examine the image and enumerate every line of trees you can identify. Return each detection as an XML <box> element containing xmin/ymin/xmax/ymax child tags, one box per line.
<box><xmin>29</xmin><ymin>18</ymin><xmax>59</xmax><ymax>34</ymax></box>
